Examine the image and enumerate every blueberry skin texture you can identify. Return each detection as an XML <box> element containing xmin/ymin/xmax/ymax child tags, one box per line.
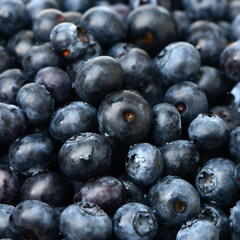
<box><xmin>0</xmin><ymin>165</ymin><xmax>19</xmax><ymax>204</ymax></box>
<box><xmin>7</xmin><ymin>30</ymin><xmax>35</xmax><ymax>64</ymax></box>
<box><xmin>16</xmin><ymin>83</ymin><xmax>54</xmax><ymax>125</ymax></box>
<box><xmin>194</xmin><ymin>66</ymin><xmax>229</xmax><ymax>107</ymax></box>
<box><xmin>60</xmin><ymin>0</ymin><xmax>92</xmax><ymax>12</ymax></box>
<box><xmin>0</xmin><ymin>68</ymin><xmax>28</xmax><ymax>105</ymax></box>
<box><xmin>181</xmin><ymin>0</ymin><xmax>227</xmax><ymax>21</ymax></box>
<box><xmin>229</xmin><ymin>126</ymin><xmax>240</xmax><ymax>163</ymax></box>
<box><xmin>229</xmin><ymin>200</ymin><xmax>240</xmax><ymax>240</ymax></box>
<box><xmin>80</xmin><ymin>6</ymin><xmax>126</xmax><ymax>47</ymax></box>
<box><xmin>160</xmin><ymin>140</ymin><xmax>200</xmax><ymax>178</ymax></box>
<box><xmin>164</xmin><ymin>81</ymin><xmax>208</xmax><ymax>126</ymax></box>
<box><xmin>75</xmin><ymin>56</ymin><xmax>123</xmax><ymax>105</ymax></box>
<box><xmin>176</xmin><ymin>219</ymin><xmax>219</xmax><ymax>240</ymax></box>
<box><xmin>22</xmin><ymin>43</ymin><xmax>62</xmax><ymax>78</ymax></box>
<box><xmin>58</xmin><ymin>132</ymin><xmax>112</xmax><ymax>180</ymax></box>
<box><xmin>198</xmin><ymin>203</ymin><xmax>230</xmax><ymax>239</ymax></box>
<box><xmin>149</xmin><ymin>176</ymin><xmax>201</xmax><ymax>226</ymax></box>
<box><xmin>34</xmin><ymin>66</ymin><xmax>72</xmax><ymax>105</ymax></box>
<box><xmin>74</xmin><ymin>176</ymin><xmax>125</xmax><ymax>215</ymax></box>
<box><xmin>107</xmin><ymin>42</ymin><xmax>136</xmax><ymax>59</ymax></box>
<box><xmin>125</xmin><ymin>143</ymin><xmax>164</xmax><ymax>186</ymax></box>
<box><xmin>26</xmin><ymin>0</ymin><xmax>61</xmax><ymax>21</ymax></box>
<box><xmin>50</xmin><ymin>22</ymin><xmax>90</xmax><ymax>61</ymax></box>
<box><xmin>0</xmin><ymin>204</ymin><xmax>14</xmax><ymax>239</ymax></box>
<box><xmin>187</xmin><ymin>21</ymin><xmax>227</xmax><ymax>67</ymax></box>
<box><xmin>0</xmin><ymin>103</ymin><xmax>26</xmax><ymax>143</ymax></box>
<box><xmin>195</xmin><ymin>158</ymin><xmax>238</xmax><ymax>208</ymax></box>
<box><xmin>0</xmin><ymin>0</ymin><xmax>30</xmax><ymax>37</ymax></box>
<box><xmin>220</xmin><ymin>40</ymin><xmax>240</xmax><ymax>82</ymax></box>
<box><xmin>98</xmin><ymin>90</ymin><xmax>153</xmax><ymax>146</ymax></box>
<box><xmin>188</xmin><ymin>114</ymin><xmax>230</xmax><ymax>150</ymax></box>
<box><xmin>60</xmin><ymin>202</ymin><xmax>112</xmax><ymax>240</ymax></box>
<box><xmin>127</xmin><ymin>5</ymin><xmax>176</xmax><ymax>56</ymax></box>
<box><xmin>32</xmin><ymin>8</ymin><xmax>66</xmax><ymax>43</ymax></box>
<box><xmin>113</xmin><ymin>202</ymin><xmax>158</xmax><ymax>240</ymax></box>
<box><xmin>210</xmin><ymin>106</ymin><xmax>240</xmax><ymax>132</ymax></box>
<box><xmin>151</xmin><ymin>103</ymin><xmax>181</xmax><ymax>147</ymax></box>
<box><xmin>9</xmin><ymin>200</ymin><xmax>58</xmax><ymax>240</ymax></box>
<box><xmin>20</xmin><ymin>171</ymin><xmax>72</xmax><ymax>207</ymax></box>
<box><xmin>154</xmin><ymin>42</ymin><xmax>201</xmax><ymax>88</ymax></box>
<box><xmin>8</xmin><ymin>133</ymin><xmax>54</xmax><ymax>176</ymax></box>
<box><xmin>117</xmin><ymin>47</ymin><xmax>152</xmax><ymax>89</ymax></box>
<box><xmin>50</xmin><ymin>101</ymin><xmax>97</xmax><ymax>142</ymax></box>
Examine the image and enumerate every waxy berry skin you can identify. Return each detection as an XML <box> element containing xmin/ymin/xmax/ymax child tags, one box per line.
<box><xmin>97</xmin><ymin>90</ymin><xmax>153</xmax><ymax>146</ymax></box>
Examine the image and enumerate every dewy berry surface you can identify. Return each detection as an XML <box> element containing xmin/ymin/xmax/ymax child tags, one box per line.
<box><xmin>1</xmin><ymin>0</ymin><xmax>240</xmax><ymax>239</ymax></box>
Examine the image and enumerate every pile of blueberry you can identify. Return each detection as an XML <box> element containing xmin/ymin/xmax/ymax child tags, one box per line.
<box><xmin>1</xmin><ymin>0</ymin><xmax>240</xmax><ymax>239</ymax></box>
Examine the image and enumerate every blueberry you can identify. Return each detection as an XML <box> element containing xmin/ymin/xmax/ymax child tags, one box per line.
<box><xmin>74</xmin><ymin>176</ymin><xmax>125</xmax><ymax>215</ymax></box>
<box><xmin>198</xmin><ymin>203</ymin><xmax>230</xmax><ymax>239</ymax></box>
<box><xmin>50</xmin><ymin>22</ymin><xmax>91</xmax><ymax>61</ymax></box>
<box><xmin>226</xmin><ymin>0</ymin><xmax>240</xmax><ymax>22</ymax></box>
<box><xmin>176</xmin><ymin>219</ymin><xmax>219</xmax><ymax>240</ymax></box>
<box><xmin>9</xmin><ymin>200</ymin><xmax>59</xmax><ymax>240</ymax></box>
<box><xmin>75</xmin><ymin>56</ymin><xmax>124</xmax><ymax>105</ymax></box>
<box><xmin>60</xmin><ymin>202</ymin><xmax>112</xmax><ymax>240</ymax></box>
<box><xmin>50</xmin><ymin>101</ymin><xmax>97</xmax><ymax>142</ymax></box>
<box><xmin>16</xmin><ymin>83</ymin><xmax>54</xmax><ymax>125</ymax></box>
<box><xmin>0</xmin><ymin>103</ymin><xmax>26</xmax><ymax>143</ymax></box>
<box><xmin>7</xmin><ymin>30</ymin><xmax>35</xmax><ymax>64</ymax></box>
<box><xmin>113</xmin><ymin>202</ymin><xmax>158</xmax><ymax>240</ymax></box>
<box><xmin>0</xmin><ymin>164</ymin><xmax>19</xmax><ymax>204</ymax></box>
<box><xmin>125</xmin><ymin>143</ymin><xmax>164</xmax><ymax>186</ymax></box>
<box><xmin>195</xmin><ymin>158</ymin><xmax>238</xmax><ymax>207</ymax></box>
<box><xmin>220</xmin><ymin>40</ymin><xmax>240</xmax><ymax>82</ymax></box>
<box><xmin>194</xmin><ymin>66</ymin><xmax>229</xmax><ymax>107</ymax></box>
<box><xmin>164</xmin><ymin>81</ymin><xmax>208</xmax><ymax>126</ymax></box>
<box><xmin>154</xmin><ymin>42</ymin><xmax>201</xmax><ymax>88</ymax></box>
<box><xmin>0</xmin><ymin>204</ymin><xmax>14</xmax><ymax>239</ymax></box>
<box><xmin>34</xmin><ymin>66</ymin><xmax>72</xmax><ymax>105</ymax></box>
<box><xmin>151</xmin><ymin>103</ymin><xmax>181</xmax><ymax>147</ymax></box>
<box><xmin>0</xmin><ymin>0</ymin><xmax>30</xmax><ymax>38</ymax></box>
<box><xmin>22</xmin><ymin>43</ymin><xmax>62</xmax><ymax>78</ymax></box>
<box><xmin>188</xmin><ymin>113</ymin><xmax>230</xmax><ymax>150</ymax></box>
<box><xmin>58</xmin><ymin>132</ymin><xmax>112</xmax><ymax>180</ymax></box>
<box><xmin>97</xmin><ymin>90</ymin><xmax>153</xmax><ymax>145</ymax></box>
<box><xmin>0</xmin><ymin>69</ymin><xmax>28</xmax><ymax>104</ymax></box>
<box><xmin>64</xmin><ymin>11</ymin><xmax>82</xmax><ymax>26</ymax></box>
<box><xmin>26</xmin><ymin>0</ymin><xmax>61</xmax><ymax>20</ymax></box>
<box><xmin>8</xmin><ymin>133</ymin><xmax>54</xmax><ymax>176</ymax></box>
<box><xmin>80</xmin><ymin>6</ymin><xmax>126</xmax><ymax>47</ymax></box>
<box><xmin>107</xmin><ymin>42</ymin><xmax>136</xmax><ymax>59</ymax></box>
<box><xmin>187</xmin><ymin>20</ymin><xmax>227</xmax><ymax>66</ymax></box>
<box><xmin>32</xmin><ymin>8</ymin><xmax>66</xmax><ymax>43</ymax></box>
<box><xmin>234</xmin><ymin>162</ymin><xmax>240</xmax><ymax>188</ymax></box>
<box><xmin>160</xmin><ymin>140</ymin><xmax>200</xmax><ymax>178</ymax></box>
<box><xmin>117</xmin><ymin>47</ymin><xmax>152</xmax><ymax>89</ymax></box>
<box><xmin>20</xmin><ymin>171</ymin><xmax>72</xmax><ymax>207</ymax></box>
<box><xmin>149</xmin><ymin>176</ymin><xmax>201</xmax><ymax>226</ymax></box>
